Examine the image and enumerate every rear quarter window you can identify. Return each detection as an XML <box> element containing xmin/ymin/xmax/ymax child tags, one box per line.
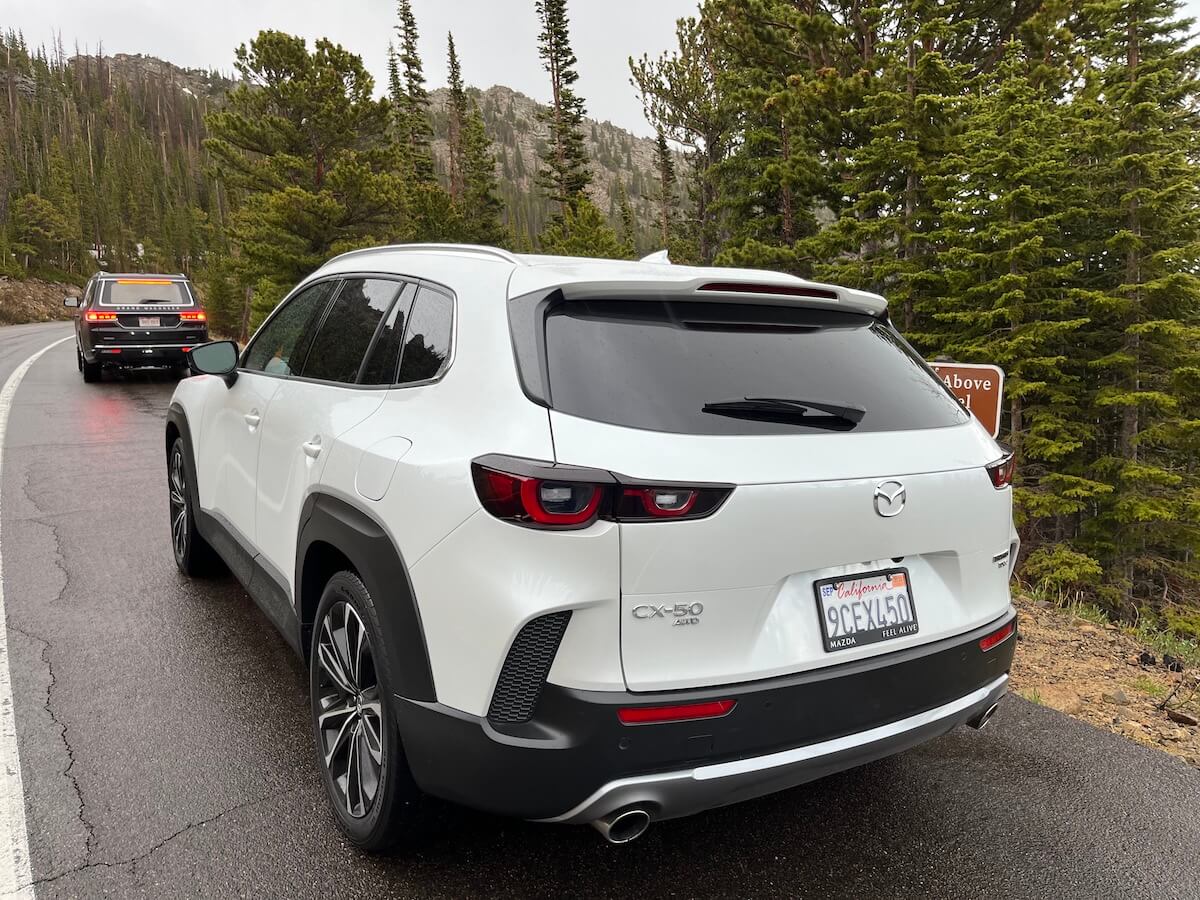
<box><xmin>527</xmin><ymin>299</ymin><xmax>968</xmax><ymax>436</ymax></box>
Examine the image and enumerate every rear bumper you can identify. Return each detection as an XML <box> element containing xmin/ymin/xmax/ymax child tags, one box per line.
<box><xmin>395</xmin><ymin>610</ymin><xmax>1017</xmax><ymax>822</ymax></box>
<box><xmin>87</xmin><ymin>343</ymin><xmax>194</xmax><ymax>366</ymax></box>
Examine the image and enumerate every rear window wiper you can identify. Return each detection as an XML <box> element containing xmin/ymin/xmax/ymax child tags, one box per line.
<box><xmin>701</xmin><ymin>397</ymin><xmax>866</xmax><ymax>428</ymax></box>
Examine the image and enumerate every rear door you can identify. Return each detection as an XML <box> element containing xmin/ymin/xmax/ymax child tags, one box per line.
<box><xmin>535</xmin><ymin>298</ymin><xmax>1016</xmax><ymax>691</ymax></box>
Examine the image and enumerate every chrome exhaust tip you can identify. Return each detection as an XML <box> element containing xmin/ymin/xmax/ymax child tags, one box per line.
<box><xmin>967</xmin><ymin>702</ymin><xmax>1000</xmax><ymax>730</ymax></box>
<box><xmin>591</xmin><ymin>808</ymin><xmax>652</xmax><ymax>844</ymax></box>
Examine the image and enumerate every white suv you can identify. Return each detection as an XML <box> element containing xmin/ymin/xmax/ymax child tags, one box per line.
<box><xmin>167</xmin><ymin>244</ymin><xmax>1018</xmax><ymax>849</ymax></box>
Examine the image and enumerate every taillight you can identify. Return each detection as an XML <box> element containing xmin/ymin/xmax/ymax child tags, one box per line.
<box><xmin>471</xmin><ymin>456</ymin><xmax>732</xmax><ymax>529</ymax></box>
<box><xmin>180</xmin><ymin>310</ymin><xmax>207</xmax><ymax>322</ymax></box>
<box><xmin>85</xmin><ymin>311</ymin><xmax>117</xmax><ymax>322</ymax></box>
<box><xmin>618</xmin><ymin>699</ymin><xmax>736</xmax><ymax>725</ymax></box>
<box><xmin>987</xmin><ymin>450</ymin><xmax>1015</xmax><ymax>489</ymax></box>
<box><xmin>979</xmin><ymin>619</ymin><xmax>1015</xmax><ymax>652</ymax></box>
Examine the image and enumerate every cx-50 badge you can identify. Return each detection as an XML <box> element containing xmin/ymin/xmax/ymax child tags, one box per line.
<box><xmin>632</xmin><ymin>602</ymin><xmax>704</xmax><ymax>626</ymax></box>
<box><xmin>874</xmin><ymin>480</ymin><xmax>906</xmax><ymax>518</ymax></box>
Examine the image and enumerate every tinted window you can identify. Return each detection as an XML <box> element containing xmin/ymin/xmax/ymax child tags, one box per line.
<box><xmin>397</xmin><ymin>287</ymin><xmax>452</xmax><ymax>384</ymax></box>
<box><xmin>99</xmin><ymin>279</ymin><xmax>193</xmax><ymax>306</ymax></box>
<box><xmin>359</xmin><ymin>282</ymin><xmax>417</xmax><ymax>385</ymax></box>
<box><xmin>243</xmin><ymin>281</ymin><xmax>337</xmax><ymax>376</ymax></box>
<box><xmin>539</xmin><ymin>300</ymin><xmax>968</xmax><ymax>435</ymax></box>
<box><xmin>300</xmin><ymin>279</ymin><xmax>402</xmax><ymax>384</ymax></box>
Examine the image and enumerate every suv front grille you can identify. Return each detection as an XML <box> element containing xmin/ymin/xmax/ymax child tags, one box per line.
<box><xmin>487</xmin><ymin>611</ymin><xmax>572</xmax><ymax>724</ymax></box>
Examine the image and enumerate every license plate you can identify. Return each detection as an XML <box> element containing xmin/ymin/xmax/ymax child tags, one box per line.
<box><xmin>814</xmin><ymin>568</ymin><xmax>918</xmax><ymax>652</ymax></box>
<box><xmin>138</xmin><ymin>316</ymin><xmax>160</xmax><ymax>327</ymax></box>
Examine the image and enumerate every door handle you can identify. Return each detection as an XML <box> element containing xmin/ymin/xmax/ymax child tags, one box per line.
<box><xmin>243</xmin><ymin>409</ymin><xmax>261</xmax><ymax>428</ymax></box>
<box><xmin>302</xmin><ymin>436</ymin><xmax>322</xmax><ymax>459</ymax></box>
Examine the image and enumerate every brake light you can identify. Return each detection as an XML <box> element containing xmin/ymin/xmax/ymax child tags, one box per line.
<box><xmin>180</xmin><ymin>310</ymin><xmax>207</xmax><ymax>322</ymax></box>
<box><xmin>618</xmin><ymin>699</ymin><xmax>736</xmax><ymax>725</ymax></box>
<box><xmin>115</xmin><ymin>278</ymin><xmax>173</xmax><ymax>284</ymax></box>
<box><xmin>85</xmin><ymin>311</ymin><xmax>118</xmax><ymax>322</ymax></box>
<box><xmin>470</xmin><ymin>457</ymin><xmax>732</xmax><ymax>529</ymax></box>
<box><xmin>979</xmin><ymin>620</ymin><xmax>1015</xmax><ymax>652</ymax></box>
<box><xmin>987</xmin><ymin>451</ymin><xmax>1016</xmax><ymax>489</ymax></box>
<box><xmin>697</xmin><ymin>282</ymin><xmax>838</xmax><ymax>300</ymax></box>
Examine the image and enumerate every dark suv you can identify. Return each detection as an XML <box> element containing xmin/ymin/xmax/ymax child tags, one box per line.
<box><xmin>66</xmin><ymin>273</ymin><xmax>209</xmax><ymax>382</ymax></box>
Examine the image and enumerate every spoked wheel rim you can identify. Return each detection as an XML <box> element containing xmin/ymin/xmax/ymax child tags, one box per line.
<box><xmin>168</xmin><ymin>448</ymin><xmax>188</xmax><ymax>564</ymax></box>
<box><xmin>316</xmin><ymin>601</ymin><xmax>384</xmax><ymax>819</ymax></box>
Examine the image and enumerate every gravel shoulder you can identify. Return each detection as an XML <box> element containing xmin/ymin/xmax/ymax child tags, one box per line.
<box><xmin>1011</xmin><ymin>595</ymin><xmax>1200</xmax><ymax>768</ymax></box>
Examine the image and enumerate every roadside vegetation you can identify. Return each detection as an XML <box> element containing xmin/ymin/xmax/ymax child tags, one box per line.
<box><xmin>2</xmin><ymin>1</ymin><xmax>1200</xmax><ymax>630</ymax></box>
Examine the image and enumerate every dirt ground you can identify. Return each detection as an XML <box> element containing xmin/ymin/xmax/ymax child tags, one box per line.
<box><xmin>0</xmin><ymin>276</ymin><xmax>78</xmax><ymax>326</ymax></box>
<box><xmin>1011</xmin><ymin>595</ymin><xmax>1200</xmax><ymax>768</ymax></box>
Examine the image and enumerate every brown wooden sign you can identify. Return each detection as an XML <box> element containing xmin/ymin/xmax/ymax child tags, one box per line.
<box><xmin>929</xmin><ymin>363</ymin><xmax>1005</xmax><ymax>438</ymax></box>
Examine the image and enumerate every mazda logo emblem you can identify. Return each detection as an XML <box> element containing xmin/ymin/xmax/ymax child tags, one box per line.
<box><xmin>874</xmin><ymin>480</ymin><xmax>906</xmax><ymax>517</ymax></box>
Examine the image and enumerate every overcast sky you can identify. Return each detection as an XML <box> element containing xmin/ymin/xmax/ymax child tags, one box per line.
<box><xmin>6</xmin><ymin>0</ymin><xmax>701</xmax><ymax>137</ymax></box>
<box><xmin>8</xmin><ymin>1</ymin><xmax>1200</xmax><ymax>137</ymax></box>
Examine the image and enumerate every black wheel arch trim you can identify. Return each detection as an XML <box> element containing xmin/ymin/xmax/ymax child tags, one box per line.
<box><xmin>297</xmin><ymin>491</ymin><xmax>436</xmax><ymax>703</ymax></box>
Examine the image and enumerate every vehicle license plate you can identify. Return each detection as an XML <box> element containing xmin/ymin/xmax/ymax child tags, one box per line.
<box><xmin>814</xmin><ymin>568</ymin><xmax>918</xmax><ymax>652</ymax></box>
<box><xmin>138</xmin><ymin>316</ymin><xmax>160</xmax><ymax>327</ymax></box>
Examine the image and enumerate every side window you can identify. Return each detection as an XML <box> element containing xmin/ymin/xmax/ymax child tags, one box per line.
<box><xmin>397</xmin><ymin>286</ymin><xmax>453</xmax><ymax>384</ymax></box>
<box><xmin>299</xmin><ymin>278</ymin><xmax>402</xmax><ymax>384</ymax></box>
<box><xmin>359</xmin><ymin>282</ymin><xmax>417</xmax><ymax>385</ymax></box>
<box><xmin>83</xmin><ymin>279</ymin><xmax>95</xmax><ymax>306</ymax></box>
<box><xmin>243</xmin><ymin>281</ymin><xmax>337</xmax><ymax>376</ymax></box>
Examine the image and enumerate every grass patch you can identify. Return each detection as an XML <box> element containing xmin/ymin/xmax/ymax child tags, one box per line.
<box><xmin>1130</xmin><ymin>675</ymin><xmax>1168</xmax><ymax>698</ymax></box>
<box><xmin>1067</xmin><ymin>600</ymin><xmax>1110</xmax><ymax>626</ymax></box>
<box><xmin>1020</xmin><ymin>688</ymin><xmax>1044</xmax><ymax>705</ymax></box>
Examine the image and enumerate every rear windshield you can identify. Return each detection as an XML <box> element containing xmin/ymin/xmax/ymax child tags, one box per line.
<box><xmin>98</xmin><ymin>279</ymin><xmax>194</xmax><ymax>306</ymax></box>
<box><xmin>537</xmin><ymin>300</ymin><xmax>968</xmax><ymax>435</ymax></box>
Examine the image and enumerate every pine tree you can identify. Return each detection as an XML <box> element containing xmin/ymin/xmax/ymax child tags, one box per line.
<box><xmin>535</xmin><ymin>0</ymin><xmax>591</xmax><ymax>212</ymax></box>
<box><xmin>445</xmin><ymin>33</ymin><xmax>468</xmax><ymax>204</ymax></box>
<box><xmin>462</xmin><ymin>100</ymin><xmax>507</xmax><ymax>245</ymax></box>
<box><xmin>615</xmin><ymin>180</ymin><xmax>636</xmax><ymax>256</ymax></box>
<box><xmin>1072</xmin><ymin>0</ymin><xmax>1200</xmax><ymax>608</ymax></box>
<box><xmin>650</xmin><ymin>129</ymin><xmax>675</xmax><ymax>249</ymax></box>
<box><xmin>394</xmin><ymin>0</ymin><xmax>434</xmax><ymax>182</ymax></box>
<box><xmin>539</xmin><ymin>196</ymin><xmax>626</xmax><ymax>258</ymax></box>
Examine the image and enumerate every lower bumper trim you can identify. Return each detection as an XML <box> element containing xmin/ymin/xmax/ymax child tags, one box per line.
<box><xmin>540</xmin><ymin>673</ymin><xmax>1008</xmax><ymax>824</ymax></box>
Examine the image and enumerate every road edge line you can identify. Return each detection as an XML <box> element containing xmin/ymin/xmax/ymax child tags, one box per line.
<box><xmin>0</xmin><ymin>335</ymin><xmax>72</xmax><ymax>898</ymax></box>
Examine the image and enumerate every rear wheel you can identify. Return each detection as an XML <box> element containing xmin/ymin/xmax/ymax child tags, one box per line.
<box><xmin>310</xmin><ymin>572</ymin><xmax>421</xmax><ymax>851</ymax></box>
<box><xmin>81</xmin><ymin>354</ymin><xmax>101</xmax><ymax>383</ymax></box>
<box><xmin>168</xmin><ymin>438</ymin><xmax>221</xmax><ymax>576</ymax></box>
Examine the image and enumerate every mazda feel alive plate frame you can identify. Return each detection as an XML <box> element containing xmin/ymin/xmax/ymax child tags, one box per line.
<box><xmin>814</xmin><ymin>567</ymin><xmax>919</xmax><ymax>652</ymax></box>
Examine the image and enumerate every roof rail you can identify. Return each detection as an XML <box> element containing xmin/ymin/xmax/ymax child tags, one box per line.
<box><xmin>323</xmin><ymin>243</ymin><xmax>522</xmax><ymax>268</ymax></box>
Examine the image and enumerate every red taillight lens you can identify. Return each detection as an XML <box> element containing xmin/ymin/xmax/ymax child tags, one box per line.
<box><xmin>85</xmin><ymin>311</ymin><xmax>117</xmax><ymax>322</ymax></box>
<box><xmin>979</xmin><ymin>620</ymin><xmax>1015</xmax><ymax>652</ymax></box>
<box><xmin>618</xmin><ymin>699</ymin><xmax>736</xmax><ymax>725</ymax></box>
<box><xmin>472</xmin><ymin>466</ymin><xmax>601</xmax><ymax>527</ymax></box>
<box><xmin>180</xmin><ymin>310</ymin><xmax>207</xmax><ymax>322</ymax></box>
<box><xmin>471</xmin><ymin>457</ymin><xmax>733</xmax><ymax>529</ymax></box>
<box><xmin>987</xmin><ymin>451</ymin><xmax>1015</xmax><ymax>489</ymax></box>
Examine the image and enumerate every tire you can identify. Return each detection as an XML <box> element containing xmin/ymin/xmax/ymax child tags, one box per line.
<box><xmin>310</xmin><ymin>571</ymin><xmax>421</xmax><ymax>851</ymax></box>
<box><xmin>76</xmin><ymin>346</ymin><xmax>83</xmax><ymax>372</ymax></box>
<box><xmin>81</xmin><ymin>355</ymin><xmax>101</xmax><ymax>383</ymax></box>
<box><xmin>168</xmin><ymin>437</ymin><xmax>222</xmax><ymax>576</ymax></box>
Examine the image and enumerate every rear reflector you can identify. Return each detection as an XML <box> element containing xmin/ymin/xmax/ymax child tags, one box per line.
<box><xmin>618</xmin><ymin>699</ymin><xmax>736</xmax><ymax>725</ymax></box>
<box><xmin>697</xmin><ymin>281</ymin><xmax>838</xmax><ymax>300</ymax></box>
<box><xmin>979</xmin><ymin>620</ymin><xmax>1015</xmax><ymax>652</ymax></box>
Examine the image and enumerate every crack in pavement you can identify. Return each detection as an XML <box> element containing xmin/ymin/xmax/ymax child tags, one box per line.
<box><xmin>6</xmin><ymin>625</ymin><xmax>95</xmax><ymax>865</ymax></box>
<box><xmin>12</xmin><ymin>787</ymin><xmax>300</xmax><ymax>892</ymax></box>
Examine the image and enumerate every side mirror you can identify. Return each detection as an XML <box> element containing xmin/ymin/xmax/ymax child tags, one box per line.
<box><xmin>188</xmin><ymin>340</ymin><xmax>240</xmax><ymax>386</ymax></box>
<box><xmin>63</xmin><ymin>297</ymin><xmax>79</xmax><ymax>308</ymax></box>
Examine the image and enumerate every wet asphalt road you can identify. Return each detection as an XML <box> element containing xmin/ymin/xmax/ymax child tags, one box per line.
<box><xmin>0</xmin><ymin>321</ymin><xmax>1198</xmax><ymax>899</ymax></box>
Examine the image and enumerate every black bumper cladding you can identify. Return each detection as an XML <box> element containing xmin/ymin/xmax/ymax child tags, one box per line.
<box><xmin>394</xmin><ymin>612</ymin><xmax>1017</xmax><ymax>821</ymax></box>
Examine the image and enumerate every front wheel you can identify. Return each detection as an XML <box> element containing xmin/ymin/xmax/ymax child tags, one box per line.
<box><xmin>310</xmin><ymin>572</ymin><xmax>421</xmax><ymax>851</ymax></box>
<box><xmin>168</xmin><ymin>438</ymin><xmax>221</xmax><ymax>576</ymax></box>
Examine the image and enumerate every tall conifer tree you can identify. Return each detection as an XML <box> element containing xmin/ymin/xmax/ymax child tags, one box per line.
<box><xmin>535</xmin><ymin>0</ymin><xmax>591</xmax><ymax>212</ymax></box>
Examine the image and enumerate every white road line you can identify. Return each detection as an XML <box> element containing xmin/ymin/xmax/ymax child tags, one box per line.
<box><xmin>0</xmin><ymin>336</ymin><xmax>72</xmax><ymax>898</ymax></box>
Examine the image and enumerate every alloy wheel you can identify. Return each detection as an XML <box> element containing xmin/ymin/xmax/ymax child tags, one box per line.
<box><xmin>168</xmin><ymin>447</ymin><xmax>188</xmax><ymax>563</ymax></box>
<box><xmin>316</xmin><ymin>601</ymin><xmax>384</xmax><ymax>819</ymax></box>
